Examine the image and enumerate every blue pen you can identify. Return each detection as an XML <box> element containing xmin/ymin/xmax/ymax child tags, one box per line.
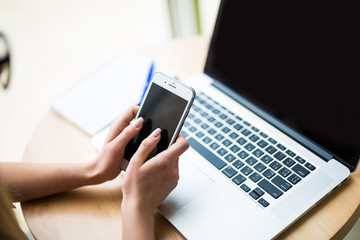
<box><xmin>138</xmin><ymin>62</ymin><xmax>154</xmax><ymax>105</ymax></box>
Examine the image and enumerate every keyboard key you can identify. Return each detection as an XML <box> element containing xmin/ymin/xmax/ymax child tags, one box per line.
<box><xmin>233</xmin><ymin>160</ymin><xmax>245</xmax><ymax>169</ymax></box>
<box><xmin>277</xmin><ymin>143</ymin><xmax>286</xmax><ymax>151</ymax></box>
<box><xmin>241</xmin><ymin>166</ymin><xmax>253</xmax><ymax>176</ymax></box>
<box><xmin>285</xmin><ymin>149</ymin><xmax>296</xmax><ymax>157</ymax></box>
<box><xmin>207</xmin><ymin>116</ymin><xmax>216</xmax><ymax>122</ymax></box>
<box><xmin>271</xmin><ymin>176</ymin><xmax>292</xmax><ymax>192</ymax></box>
<box><xmin>222</xmin><ymin>166</ymin><xmax>237</xmax><ymax>178</ymax></box>
<box><xmin>229</xmin><ymin>132</ymin><xmax>239</xmax><ymax>139</ymax></box>
<box><xmin>236</xmin><ymin>137</ymin><xmax>247</xmax><ymax>145</ymax></box>
<box><xmin>265</xmin><ymin>145</ymin><xmax>277</xmax><ymax>154</ymax></box>
<box><xmin>257</xmin><ymin>140</ymin><xmax>269</xmax><ymax>148</ymax></box>
<box><xmin>249</xmin><ymin>134</ymin><xmax>260</xmax><ymax>142</ymax></box>
<box><xmin>268</xmin><ymin>138</ymin><xmax>277</xmax><ymax>144</ymax></box>
<box><xmin>238</xmin><ymin>150</ymin><xmax>249</xmax><ymax>159</ymax></box>
<box><xmin>202</xmin><ymin>137</ymin><xmax>212</xmax><ymax>144</ymax></box>
<box><xmin>196</xmin><ymin>131</ymin><xmax>205</xmax><ymax>138</ymax></box>
<box><xmin>215</xmin><ymin>122</ymin><xmax>223</xmax><ymax>128</ymax></box>
<box><xmin>215</xmin><ymin>134</ymin><xmax>224</xmax><ymax>141</ymax></box>
<box><xmin>217</xmin><ymin>148</ymin><xmax>228</xmax><ymax>156</ymax></box>
<box><xmin>263</xmin><ymin>169</ymin><xmax>276</xmax><ymax>179</ymax></box>
<box><xmin>244</xmin><ymin>143</ymin><xmax>255</xmax><ymax>151</ymax></box>
<box><xmin>222</xmin><ymin>127</ymin><xmax>231</xmax><ymax>133</ymax></box>
<box><xmin>200</xmin><ymin>111</ymin><xmax>208</xmax><ymax>117</ymax></box>
<box><xmin>246</xmin><ymin>156</ymin><xmax>258</xmax><ymax>166</ymax></box>
<box><xmin>274</xmin><ymin>152</ymin><xmax>286</xmax><ymax>160</ymax></box>
<box><xmin>278</xmin><ymin>167</ymin><xmax>292</xmax><ymax>177</ymax></box>
<box><xmin>188</xmin><ymin>138</ymin><xmax>227</xmax><ymax>170</ymax></box>
<box><xmin>258</xmin><ymin>198</ymin><xmax>269</xmax><ymax>207</ymax></box>
<box><xmin>230</xmin><ymin>145</ymin><xmax>241</xmax><ymax>153</ymax></box>
<box><xmin>251</xmin><ymin>126</ymin><xmax>259</xmax><ymax>132</ymax></box>
<box><xmin>201</xmin><ymin>123</ymin><xmax>209</xmax><ymax>129</ymax></box>
<box><xmin>254</xmin><ymin>187</ymin><xmax>265</xmax><ymax>196</ymax></box>
<box><xmin>295</xmin><ymin>156</ymin><xmax>306</xmax><ymax>164</ymax></box>
<box><xmin>188</xmin><ymin>113</ymin><xmax>195</xmax><ymax>119</ymax></box>
<box><xmin>232</xmin><ymin>174</ymin><xmax>246</xmax><ymax>185</ymax></box>
<box><xmin>189</xmin><ymin>126</ymin><xmax>197</xmax><ymax>132</ymax></box>
<box><xmin>222</xmin><ymin>139</ymin><xmax>232</xmax><ymax>147</ymax></box>
<box><xmin>226</xmin><ymin>118</ymin><xmax>235</xmax><ymax>125</ymax></box>
<box><xmin>249</xmin><ymin>172</ymin><xmax>262</xmax><ymax>183</ymax></box>
<box><xmin>241</xmin><ymin>129</ymin><xmax>251</xmax><ymax>136</ymax></box>
<box><xmin>194</xmin><ymin>118</ymin><xmax>202</xmax><ymax>124</ymax></box>
<box><xmin>283</xmin><ymin>157</ymin><xmax>296</xmax><ymax>167</ymax></box>
<box><xmin>219</xmin><ymin>113</ymin><xmax>227</xmax><ymax>119</ymax></box>
<box><xmin>211</xmin><ymin>108</ymin><xmax>220</xmax><ymax>114</ymax></box>
<box><xmin>225</xmin><ymin>153</ymin><xmax>236</xmax><ymax>162</ymax></box>
<box><xmin>210</xmin><ymin>142</ymin><xmax>220</xmax><ymax>150</ymax></box>
<box><xmin>269</xmin><ymin>161</ymin><xmax>282</xmax><ymax>171</ymax></box>
<box><xmin>234</xmin><ymin>123</ymin><xmax>244</xmax><ymax>130</ymax></box>
<box><xmin>287</xmin><ymin>173</ymin><xmax>301</xmax><ymax>184</ymax></box>
<box><xmin>249</xmin><ymin>191</ymin><xmax>260</xmax><ymax>200</ymax></box>
<box><xmin>208</xmin><ymin>128</ymin><xmax>217</xmax><ymax>135</ymax></box>
<box><xmin>243</xmin><ymin>121</ymin><xmax>250</xmax><ymax>126</ymax></box>
<box><xmin>292</xmin><ymin>164</ymin><xmax>310</xmax><ymax>178</ymax></box>
<box><xmin>240</xmin><ymin>184</ymin><xmax>251</xmax><ymax>192</ymax></box>
<box><xmin>259</xmin><ymin>132</ymin><xmax>268</xmax><ymax>138</ymax></box>
<box><xmin>258</xmin><ymin>179</ymin><xmax>283</xmax><ymax>199</ymax></box>
<box><xmin>254</xmin><ymin>162</ymin><xmax>266</xmax><ymax>172</ymax></box>
<box><xmin>305</xmin><ymin>162</ymin><xmax>316</xmax><ymax>171</ymax></box>
<box><xmin>260</xmin><ymin>155</ymin><xmax>273</xmax><ymax>164</ymax></box>
<box><xmin>252</xmin><ymin>149</ymin><xmax>264</xmax><ymax>158</ymax></box>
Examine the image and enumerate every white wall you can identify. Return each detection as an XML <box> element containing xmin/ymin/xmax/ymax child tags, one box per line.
<box><xmin>0</xmin><ymin>0</ymin><xmax>172</xmax><ymax>163</ymax></box>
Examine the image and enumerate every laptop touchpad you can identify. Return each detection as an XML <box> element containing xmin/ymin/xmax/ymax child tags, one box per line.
<box><xmin>158</xmin><ymin>157</ymin><xmax>214</xmax><ymax>215</ymax></box>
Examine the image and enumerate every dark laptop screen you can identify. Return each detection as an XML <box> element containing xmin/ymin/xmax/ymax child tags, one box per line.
<box><xmin>205</xmin><ymin>1</ymin><xmax>359</xmax><ymax>168</ymax></box>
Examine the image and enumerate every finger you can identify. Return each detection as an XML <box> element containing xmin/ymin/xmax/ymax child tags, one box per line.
<box><xmin>106</xmin><ymin>106</ymin><xmax>139</xmax><ymax>143</ymax></box>
<box><xmin>157</xmin><ymin>135</ymin><xmax>189</xmax><ymax>162</ymax></box>
<box><xmin>128</xmin><ymin>128</ymin><xmax>162</xmax><ymax>169</ymax></box>
<box><xmin>110</xmin><ymin>117</ymin><xmax>144</xmax><ymax>151</ymax></box>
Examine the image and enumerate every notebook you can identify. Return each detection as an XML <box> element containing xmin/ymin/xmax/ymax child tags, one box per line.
<box><xmin>157</xmin><ymin>1</ymin><xmax>359</xmax><ymax>239</ymax></box>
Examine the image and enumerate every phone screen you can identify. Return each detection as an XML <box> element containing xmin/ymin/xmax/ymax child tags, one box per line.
<box><xmin>124</xmin><ymin>82</ymin><xmax>189</xmax><ymax>160</ymax></box>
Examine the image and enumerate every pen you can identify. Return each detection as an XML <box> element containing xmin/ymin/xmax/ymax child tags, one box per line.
<box><xmin>138</xmin><ymin>61</ymin><xmax>154</xmax><ymax>105</ymax></box>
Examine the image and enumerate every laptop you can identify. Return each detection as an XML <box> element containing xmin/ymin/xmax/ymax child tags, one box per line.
<box><xmin>158</xmin><ymin>1</ymin><xmax>360</xmax><ymax>239</ymax></box>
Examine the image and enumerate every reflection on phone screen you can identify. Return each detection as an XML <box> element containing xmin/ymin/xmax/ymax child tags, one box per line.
<box><xmin>124</xmin><ymin>83</ymin><xmax>188</xmax><ymax>160</ymax></box>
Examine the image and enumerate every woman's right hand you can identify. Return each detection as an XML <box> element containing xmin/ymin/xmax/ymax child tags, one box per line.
<box><xmin>121</xmin><ymin>130</ymin><xmax>189</xmax><ymax>240</ymax></box>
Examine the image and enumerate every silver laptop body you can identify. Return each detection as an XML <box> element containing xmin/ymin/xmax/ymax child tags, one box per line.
<box><xmin>158</xmin><ymin>1</ymin><xmax>358</xmax><ymax>239</ymax></box>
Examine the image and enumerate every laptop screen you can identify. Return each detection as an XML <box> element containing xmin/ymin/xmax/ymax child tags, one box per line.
<box><xmin>205</xmin><ymin>1</ymin><xmax>359</xmax><ymax>169</ymax></box>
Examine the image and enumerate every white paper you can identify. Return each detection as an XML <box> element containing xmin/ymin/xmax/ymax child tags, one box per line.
<box><xmin>52</xmin><ymin>51</ymin><xmax>152</xmax><ymax>136</ymax></box>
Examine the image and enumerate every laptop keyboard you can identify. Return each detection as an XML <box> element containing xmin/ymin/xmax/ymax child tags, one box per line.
<box><xmin>181</xmin><ymin>92</ymin><xmax>317</xmax><ymax>208</ymax></box>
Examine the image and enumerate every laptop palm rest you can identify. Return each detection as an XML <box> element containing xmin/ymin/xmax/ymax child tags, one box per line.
<box><xmin>158</xmin><ymin>157</ymin><xmax>214</xmax><ymax>217</ymax></box>
<box><xmin>272</xmin><ymin>171</ymin><xmax>333</xmax><ymax>221</ymax></box>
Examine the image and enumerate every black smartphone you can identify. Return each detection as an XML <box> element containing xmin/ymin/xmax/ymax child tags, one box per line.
<box><xmin>121</xmin><ymin>72</ymin><xmax>195</xmax><ymax>170</ymax></box>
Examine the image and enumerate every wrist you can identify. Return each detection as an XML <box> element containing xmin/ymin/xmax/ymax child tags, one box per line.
<box><xmin>121</xmin><ymin>199</ymin><xmax>155</xmax><ymax>240</ymax></box>
<box><xmin>83</xmin><ymin>159</ymin><xmax>104</xmax><ymax>185</ymax></box>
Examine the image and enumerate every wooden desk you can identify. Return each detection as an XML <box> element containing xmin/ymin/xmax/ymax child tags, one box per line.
<box><xmin>21</xmin><ymin>36</ymin><xmax>360</xmax><ymax>239</ymax></box>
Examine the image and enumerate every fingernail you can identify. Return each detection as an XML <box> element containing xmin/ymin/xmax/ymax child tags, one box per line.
<box><xmin>151</xmin><ymin>128</ymin><xmax>161</xmax><ymax>138</ymax></box>
<box><xmin>133</xmin><ymin>117</ymin><xmax>144</xmax><ymax>128</ymax></box>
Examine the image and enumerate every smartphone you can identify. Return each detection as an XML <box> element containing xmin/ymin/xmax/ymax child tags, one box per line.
<box><xmin>121</xmin><ymin>72</ymin><xmax>195</xmax><ymax>170</ymax></box>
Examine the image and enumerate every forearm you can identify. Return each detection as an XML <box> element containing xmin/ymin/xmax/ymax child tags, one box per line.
<box><xmin>121</xmin><ymin>200</ymin><xmax>155</xmax><ymax>240</ymax></box>
<box><xmin>0</xmin><ymin>162</ymin><xmax>98</xmax><ymax>202</ymax></box>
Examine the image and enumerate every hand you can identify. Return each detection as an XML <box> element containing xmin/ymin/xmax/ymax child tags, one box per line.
<box><xmin>121</xmin><ymin>131</ymin><xmax>189</xmax><ymax>216</ymax></box>
<box><xmin>88</xmin><ymin>106</ymin><xmax>142</xmax><ymax>184</ymax></box>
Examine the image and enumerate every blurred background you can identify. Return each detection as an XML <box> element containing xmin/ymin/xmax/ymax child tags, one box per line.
<box><xmin>0</xmin><ymin>0</ymin><xmax>359</xmax><ymax>239</ymax></box>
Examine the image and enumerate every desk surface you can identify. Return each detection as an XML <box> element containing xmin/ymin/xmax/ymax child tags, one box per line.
<box><xmin>21</xmin><ymin>36</ymin><xmax>360</xmax><ymax>239</ymax></box>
